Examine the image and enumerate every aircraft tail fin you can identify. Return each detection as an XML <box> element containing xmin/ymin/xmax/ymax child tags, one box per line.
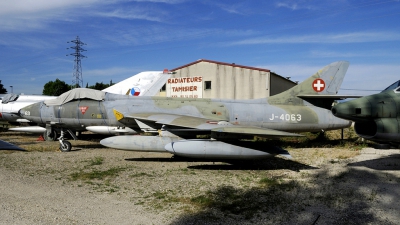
<box><xmin>102</xmin><ymin>71</ymin><xmax>171</xmax><ymax>96</ymax></box>
<box><xmin>268</xmin><ymin>61</ymin><xmax>349</xmax><ymax>108</ymax></box>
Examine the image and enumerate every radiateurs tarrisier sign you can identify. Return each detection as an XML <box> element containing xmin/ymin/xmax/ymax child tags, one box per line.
<box><xmin>166</xmin><ymin>76</ymin><xmax>203</xmax><ymax>98</ymax></box>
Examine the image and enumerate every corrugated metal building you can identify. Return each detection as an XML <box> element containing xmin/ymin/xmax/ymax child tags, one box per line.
<box><xmin>159</xmin><ymin>59</ymin><xmax>297</xmax><ymax>100</ymax></box>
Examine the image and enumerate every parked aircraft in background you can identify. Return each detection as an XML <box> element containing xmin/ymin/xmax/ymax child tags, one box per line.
<box><xmin>20</xmin><ymin>61</ymin><xmax>351</xmax><ymax>158</ymax></box>
<box><xmin>1</xmin><ymin>94</ymin><xmax>56</xmax><ymax>125</ymax></box>
<box><xmin>4</xmin><ymin>71</ymin><xmax>169</xmax><ymax>138</ymax></box>
<box><xmin>332</xmin><ymin>80</ymin><xmax>400</xmax><ymax>147</ymax></box>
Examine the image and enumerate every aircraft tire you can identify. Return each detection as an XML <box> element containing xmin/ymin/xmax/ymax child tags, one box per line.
<box><xmin>60</xmin><ymin>141</ymin><xmax>72</xmax><ymax>152</ymax></box>
<box><xmin>373</xmin><ymin>143</ymin><xmax>391</xmax><ymax>149</ymax></box>
<box><xmin>43</xmin><ymin>130</ymin><xmax>57</xmax><ymax>141</ymax></box>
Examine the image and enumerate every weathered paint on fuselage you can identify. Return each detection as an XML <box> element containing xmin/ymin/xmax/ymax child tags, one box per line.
<box><xmin>21</xmin><ymin>92</ymin><xmax>350</xmax><ymax>133</ymax></box>
<box><xmin>332</xmin><ymin>89</ymin><xmax>400</xmax><ymax>142</ymax></box>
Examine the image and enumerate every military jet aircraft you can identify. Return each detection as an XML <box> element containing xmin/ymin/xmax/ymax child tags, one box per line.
<box><xmin>332</xmin><ymin>80</ymin><xmax>400</xmax><ymax>147</ymax></box>
<box><xmin>20</xmin><ymin>61</ymin><xmax>351</xmax><ymax>157</ymax></box>
<box><xmin>1</xmin><ymin>94</ymin><xmax>56</xmax><ymax>126</ymax></box>
<box><xmin>4</xmin><ymin>71</ymin><xmax>170</xmax><ymax>138</ymax></box>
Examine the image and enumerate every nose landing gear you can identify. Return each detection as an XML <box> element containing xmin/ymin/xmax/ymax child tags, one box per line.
<box><xmin>58</xmin><ymin>129</ymin><xmax>77</xmax><ymax>152</ymax></box>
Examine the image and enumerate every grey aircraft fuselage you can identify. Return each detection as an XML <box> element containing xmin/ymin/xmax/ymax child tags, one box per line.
<box><xmin>20</xmin><ymin>61</ymin><xmax>352</xmax><ymax>158</ymax></box>
<box><xmin>21</xmin><ymin>93</ymin><xmax>349</xmax><ymax>135</ymax></box>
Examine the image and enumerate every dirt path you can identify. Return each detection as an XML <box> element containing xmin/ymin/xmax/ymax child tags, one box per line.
<box><xmin>0</xmin><ymin>134</ymin><xmax>399</xmax><ymax>224</ymax></box>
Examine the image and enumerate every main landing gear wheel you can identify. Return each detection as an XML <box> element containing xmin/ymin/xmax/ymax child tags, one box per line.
<box><xmin>59</xmin><ymin>141</ymin><xmax>72</xmax><ymax>152</ymax></box>
<box><xmin>43</xmin><ymin>130</ymin><xmax>57</xmax><ymax>141</ymax></box>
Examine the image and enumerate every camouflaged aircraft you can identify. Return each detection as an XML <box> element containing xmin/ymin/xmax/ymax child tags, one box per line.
<box><xmin>332</xmin><ymin>80</ymin><xmax>400</xmax><ymax>147</ymax></box>
<box><xmin>20</xmin><ymin>61</ymin><xmax>351</xmax><ymax>158</ymax></box>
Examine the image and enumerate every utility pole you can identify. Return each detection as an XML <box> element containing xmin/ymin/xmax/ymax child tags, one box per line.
<box><xmin>67</xmin><ymin>36</ymin><xmax>86</xmax><ymax>89</ymax></box>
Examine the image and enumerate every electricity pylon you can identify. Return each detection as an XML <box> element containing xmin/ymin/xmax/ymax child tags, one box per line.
<box><xmin>67</xmin><ymin>36</ymin><xmax>86</xmax><ymax>89</ymax></box>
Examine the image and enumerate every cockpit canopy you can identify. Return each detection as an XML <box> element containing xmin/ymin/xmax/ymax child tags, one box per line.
<box><xmin>382</xmin><ymin>80</ymin><xmax>400</xmax><ymax>92</ymax></box>
<box><xmin>44</xmin><ymin>88</ymin><xmax>105</xmax><ymax>106</ymax></box>
<box><xmin>1</xmin><ymin>93</ymin><xmax>19</xmax><ymax>104</ymax></box>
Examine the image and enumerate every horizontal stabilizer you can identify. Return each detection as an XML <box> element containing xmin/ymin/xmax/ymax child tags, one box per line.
<box><xmin>298</xmin><ymin>94</ymin><xmax>362</xmax><ymax>99</ymax></box>
<box><xmin>298</xmin><ymin>94</ymin><xmax>362</xmax><ymax>109</ymax></box>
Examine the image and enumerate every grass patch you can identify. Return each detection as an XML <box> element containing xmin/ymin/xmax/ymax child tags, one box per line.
<box><xmin>259</xmin><ymin>177</ymin><xmax>279</xmax><ymax>186</ymax></box>
<box><xmin>88</xmin><ymin>156</ymin><xmax>104</xmax><ymax>166</ymax></box>
<box><xmin>69</xmin><ymin>167</ymin><xmax>126</xmax><ymax>181</ymax></box>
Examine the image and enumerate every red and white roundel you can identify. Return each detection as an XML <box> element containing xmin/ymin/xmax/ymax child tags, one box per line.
<box><xmin>312</xmin><ymin>79</ymin><xmax>325</xmax><ymax>92</ymax></box>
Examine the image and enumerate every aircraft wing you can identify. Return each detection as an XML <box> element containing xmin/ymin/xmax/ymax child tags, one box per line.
<box><xmin>113</xmin><ymin>109</ymin><xmax>302</xmax><ymax>139</ymax></box>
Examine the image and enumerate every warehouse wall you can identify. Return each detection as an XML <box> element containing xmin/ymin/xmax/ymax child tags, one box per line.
<box><xmin>171</xmin><ymin>61</ymin><xmax>271</xmax><ymax>99</ymax></box>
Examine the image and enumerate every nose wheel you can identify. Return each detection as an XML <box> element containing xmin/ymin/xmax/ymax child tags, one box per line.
<box><xmin>58</xmin><ymin>129</ymin><xmax>72</xmax><ymax>152</ymax></box>
<box><xmin>59</xmin><ymin>140</ymin><xmax>72</xmax><ymax>152</ymax></box>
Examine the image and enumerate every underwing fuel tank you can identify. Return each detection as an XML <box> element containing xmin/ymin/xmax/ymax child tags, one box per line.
<box><xmin>8</xmin><ymin>126</ymin><xmax>46</xmax><ymax>133</ymax></box>
<box><xmin>86</xmin><ymin>126</ymin><xmax>137</xmax><ymax>135</ymax></box>
<box><xmin>164</xmin><ymin>140</ymin><xmax>291</xmax><ymax>159</ymax></box>
<box><xmin>100</xmin><ymin>135</ymin><xmax>181</xmax><ymax>152</ymax></box>
<box><xmin>100</xmin><ymin>136</ymin><xmax>291</xmax><ymax>159</ymax></box>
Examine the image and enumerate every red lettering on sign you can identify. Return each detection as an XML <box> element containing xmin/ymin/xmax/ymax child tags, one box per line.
<box><xmin>172</xmin><ymin>86</ymin><xmax>200</xmax><ymax>92</ymax></box>
<box><xmin>167</xmin><ymin>76</ymin><xmax>203</xmax><ymax>84</ymax></box>
<box><xmin>79</xmin><ymin>106</ymin><xmax>89</xmax><ymax>115</ymax></box>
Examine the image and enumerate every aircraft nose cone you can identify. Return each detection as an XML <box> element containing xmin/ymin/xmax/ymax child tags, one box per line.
<box><xmin>331</xmin><ymin>103</ymin><xmax>345</xmax><ymax>117</ymax></box>
<box><xmin>331</xmin><ymin>103</ymin><xmax>354</xmax><ymax>121</ymax></box>
<box><xmin>18</xmin><ymin>108</ymin><xmax>28</xmax><ymax>117</ymax></box>
<box><xmin>19</xmin><ymin>102</ymin><xmax>42</xmax><ymax>122</ymax></box>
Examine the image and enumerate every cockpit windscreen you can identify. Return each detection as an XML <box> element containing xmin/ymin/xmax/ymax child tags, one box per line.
<box><xmin>382</xmin><ymin>80</ymin><xmax>400</xmax><ymax>92</ymax></box>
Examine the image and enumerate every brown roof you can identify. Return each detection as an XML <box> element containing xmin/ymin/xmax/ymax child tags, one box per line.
<box><xmin>170</xmin><ymin>59</ymin><xmax>271</xmax><ymax>72</ymax></box>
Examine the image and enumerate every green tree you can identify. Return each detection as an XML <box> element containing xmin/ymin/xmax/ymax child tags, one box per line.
<box><xmin>0</xmin><ymin>80</ymin><xmax>7</xmax><ymax>94</ymax></box>
<box><xmin>42</xmin><ymin>79</ymin><xmax>70</xmax><ymax>96</ymax></box>
<box><xmin>88</xmin><ymin>82</ymin><xmax>110</xmax><ymax>90</ymax></box>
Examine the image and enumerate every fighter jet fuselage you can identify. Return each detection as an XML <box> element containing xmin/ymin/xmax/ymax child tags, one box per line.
<box><xmin>21</xmin><ymin>94</ymin><xmax>350</xmax><ymax>136</ymax></box>
<box><xmin>19</xmin><ymin>61</ymin><xmax>351</xmax><ymax>157</ymax></box>
<box><xmin>332</xmin><ymin>86</ymin><xmax>400</xmax><ymax>143</ymax></box>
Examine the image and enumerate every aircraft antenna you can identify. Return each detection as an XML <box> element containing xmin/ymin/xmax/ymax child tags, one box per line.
<box><xmin>67</xmin><ymin>36</ymin><xmax>87</xmax><ymax>89</ymax></box>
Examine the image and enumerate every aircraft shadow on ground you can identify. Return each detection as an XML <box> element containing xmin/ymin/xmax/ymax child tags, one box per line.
<box><xmin>348</xmin><ymin>154</ymin><xmax>400</xmax><ymax>170</ymax></box>
<box><xmin>125</xmin><ymin>157</ymin><xmax>316</xmax><ymax>171</ymax></box>
<box><xmin>0</xmin><ymin>148</ymin><xmax>25</xmax><ymax>151</ymax></box>
<box><xmin>169</xmin><ymin>165</ymin><xmax>399</xmax><ymax>225</ymax></box>
<box><xmin>72</xmin><ymin>144</ymin><xmax>105</xmax><ymax>149</ymax></box>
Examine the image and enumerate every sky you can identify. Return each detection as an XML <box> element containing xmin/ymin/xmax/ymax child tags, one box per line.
<box><xmin>0</xmin><ymin>0</ymin><xmax>399</xmax><ymax>96</ymax></box>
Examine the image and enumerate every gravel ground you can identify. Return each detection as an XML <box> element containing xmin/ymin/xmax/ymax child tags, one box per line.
<box><xmin>0</xmin><ymin>132</ymin><xmax>399</xmax><ymax>225</ymax></box>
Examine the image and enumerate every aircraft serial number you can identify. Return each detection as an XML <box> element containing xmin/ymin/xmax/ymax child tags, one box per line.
<box><xmin>269</xmin><ymin>114</ymin><xmax>301</xmax><ymax>121</ymax></box>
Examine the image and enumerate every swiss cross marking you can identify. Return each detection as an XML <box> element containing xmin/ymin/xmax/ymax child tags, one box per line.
<box><xmin>312</xmin><ymin>79</ymin><xmax>325</xmax><ymax>92</ymax></box>
<box><xmin>79</xmin><ymin>106</ymin><xmax>89</xmax><ymax>115</ymax></box>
